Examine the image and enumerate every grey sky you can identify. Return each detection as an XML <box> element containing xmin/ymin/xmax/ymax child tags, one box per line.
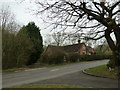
<box><xmin>0</xmin><ymin>0</ymin><xmax>52</xmax><ymax>44</ymax></box>
<box><xmin>0</xmin><ymin>0</ymin><xmax>82</xmax><ymax>46</ymax></box>
<box><xmin>0</xmin><ymin>0</ymin><xmax>118</xmax><ymax>47</ymax></box>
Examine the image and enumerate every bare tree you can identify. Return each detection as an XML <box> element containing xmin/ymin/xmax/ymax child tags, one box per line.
<box><xmin>63</xmin><ymin>32</ymin><xmax>82</xmax><ymax>45</ymax></box>
<box><xmin>33</xmin><ymin>0</ymin><xmax>120</xmax><ymax>70</ymax></box>
<box><xmin>52</xmin><ymin>32</ymin><xmax>67</xmax><ymax>46</ymax></box>
<box><xmin>0</xmin><ymin>5</ymin><xmax>20</xmax><ymax>33</ymax></box>
<box><xmin>44</xmin><ymin>34</ymin><xmax>53</xmax><ymax>46</ymax></box>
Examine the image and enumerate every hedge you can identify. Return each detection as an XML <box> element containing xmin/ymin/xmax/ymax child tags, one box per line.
<box><xmin>67</xmin><ymin>53</ymin><xmax>80</xmax><ymax>62</ymax></box>
<box><xmin>40</xmin><ymin>52</ymin><xmax>66</xmax><ymax>64</ymax></box>
<box><xmin>79</xmin><ymin>54</ymin><xmax>112</xmax><ymax>61</ymax></box>
<box><xmin>40</xmin><ymin>53</ymin><xmax>112</xmax><ymax>65</ymax></box>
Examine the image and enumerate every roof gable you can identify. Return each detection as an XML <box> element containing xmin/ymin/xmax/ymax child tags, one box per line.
<box><xmin>62</xmin><ymin>43</ymin><xmax>85</xmax><ymax>53</ymax></box>
<box><xmin>44</xmin><ymin>43</ymin><xmax>86</xmax><ymax>54</ymax></box>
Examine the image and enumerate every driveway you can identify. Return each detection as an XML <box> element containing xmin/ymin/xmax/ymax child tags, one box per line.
<box><xmin>3</xmin><ymin>59</ymin><xmax>116</xmax><ymax>88</ymax></box>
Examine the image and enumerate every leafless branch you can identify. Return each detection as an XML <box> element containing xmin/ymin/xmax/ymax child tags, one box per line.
<box><xmin>110</xmin><ymin>1</ymin><xmax>120</xmax><ymax>11</ymax></box>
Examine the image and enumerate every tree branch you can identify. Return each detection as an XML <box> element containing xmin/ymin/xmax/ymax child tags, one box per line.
<box><xmin>111</xmin><ymin>1</ymin><xmax>120</xmax><ymax>11</ymax></box>
<box><xmin>100</xmin><ymin>2</ymin><xmax>110</xmax><ymax>13</ymax></box>
<box><xmin>84</xmin><ymin>35</ymin><xmax>105</xmax><ymax>41</ymax></box>
<box><xmin>93</xmin><ymin>2</ymin><xmax>101</xmax><ymax>13</ymax></box>
<box><xmin>112</xmin><ymin>10</ymin><xmax>120</xmax><ymax>16</ymax></box>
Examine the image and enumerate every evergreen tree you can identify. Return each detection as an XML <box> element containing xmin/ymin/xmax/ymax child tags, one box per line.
<box><xmin>16</xmin><ymin>27</ymin><xmax>35</xmax><ymax>67</ymax></box>
<box><xmin>19</xmin><ymin>22</ymin><xmax>43</xmax><ymax>65</ymax></box>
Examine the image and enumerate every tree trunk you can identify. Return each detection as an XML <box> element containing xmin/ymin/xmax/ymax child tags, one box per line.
<box><xmin>105</xmin><ymin>26</ymin><xmax>120</xmax><ymax>79</ymax></box>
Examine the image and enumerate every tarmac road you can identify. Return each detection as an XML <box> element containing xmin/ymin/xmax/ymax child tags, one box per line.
<box><xmin>32</xmin><ymin>70</ymin><xmax>118</xmax><ymax>88</ymax></box>
<box><xmin>3</xmin><ymin>59</ymin><xmax>116</xmax><ymax>88</ymax></box>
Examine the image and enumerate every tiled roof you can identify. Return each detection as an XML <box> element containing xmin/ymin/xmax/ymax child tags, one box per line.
<box><xmin>62</xmin><ymin>43</ymin><xmax>85</xmax><ymax>53</ymax></box>
<box><xmin>44</xmin><ymin>43</ymin><xmax>85</xmax><ymax>54</ymax></box>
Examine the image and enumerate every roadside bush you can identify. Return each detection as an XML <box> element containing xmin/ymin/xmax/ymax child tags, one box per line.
<box><xmin>2</xmin><ymin>22</ymin><xmax>43</xmax><ymax>69</ymax></box>
<box><xmin>79</xmin><ymin>54</ymin><xmax>112</xmax><ymax>61</ymax></box>
<box><xmin>68</xmin><ymin>53</ymin><xmax>80</xmax><ymax>62</ymax></box>
<box><xmin>40</xmin><ymin>53</ymin><xmax>112</xmax><ymax>65</ymax></box>
<box><xmin>107</xmin><ymin>54</ymin><xmax>119</xmax><ymax>69</ymax></box>
<box><xmin>107</xmin><ymin>58</ymin><xmax>115</xmax><ymax>69</ymax></box>
<box><xmin>40</xmin><ymin>54</ymin><xmax>49</xmax><ymax>64</ymax></box>
<box><xmin>2</xmin><ymin>30</ymin><xmax>17</xmax><ymax>69</ymax></box>
<box><xmin>40</xmin><ymin>52</ymin><xmax>66</xmax><ymax>64</ymax></box>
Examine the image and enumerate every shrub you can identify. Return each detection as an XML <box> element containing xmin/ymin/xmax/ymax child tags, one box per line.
<box><xmin>40</xmin><ymin>53</ymin><xmax>112</xmax><ymax>65</ymax></box>
<box><xmin>40</xmin><ymin>52</ymin><xmax>66</xmax><ymax>64</ymax></box>
<box><xmin>79</xmin><ymin>54</ymin><xmax>112</xmax><ymax>61</ymax></box>
<box><xmin>40</xmin><ymin>54</ymin><xmax>49</xmax><ymax>64</ymax></box>
<box><xmin>68</xmin><ymin>53</ymin><xmax>80</xmax><ymax>62</ymax></box>
<box><xmin>107</xmin><ymin>54</ymin><xmax>119</xmax><ymax>69</ymax></box>
<box><xmin>2</xmin><ymin>30</ymin><xmax>17</xmax><ymax>69</ymax></box>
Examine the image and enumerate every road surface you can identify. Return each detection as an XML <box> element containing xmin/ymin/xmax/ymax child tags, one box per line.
<box><xmin>33</xmin><ymin>70</ymin><xmax>118</xmax><ymax>88</ymax></box>
<box><xmin>3</xmin><ymin>60</ymin><xmax>111</xmax><ymax>88</ymax></box>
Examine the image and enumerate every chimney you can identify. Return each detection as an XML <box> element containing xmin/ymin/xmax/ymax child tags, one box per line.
<box><xmin>78</xmin><ymin>40</ymin><xmax>80</xmax><ymax>44</ymax></box>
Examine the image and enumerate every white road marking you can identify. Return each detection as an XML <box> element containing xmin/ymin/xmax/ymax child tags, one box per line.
<box><xmin>50</xmin><ymin>69</ymin><xmax>60</xmax><ymax>72</ymax></box>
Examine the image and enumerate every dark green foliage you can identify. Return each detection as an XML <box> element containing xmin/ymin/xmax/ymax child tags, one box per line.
<box><xmin>107</xmin><ymin>58</ymin><xmax>115</xmax><ymax>69</ymax></box>
<box><xmin>68</xmin><ymin>54</ymin><xmax>111</xmax><ymax>62</ymax></box>
<box><xmin>19</xmin><ymin>22</ymin><xmax>43</xmax><ymax>65</ymax></box>
<box><xmin>79</xmin><ymin>54</ymin><xmax>111</xmax><ymax>61</ymax></box>
<box><xmin>53</xmin><ymin>52</ymin><xmax>66</xmax><ymax>64</ymax></box>
<box><xmin>2</xmin><ymin>30</ymin><xmax>17</xmax><ymax>69</ymax></box>
<box><xmin>40</xmin><ymin>52</ymin><xmax>111</xmax><ymax>65</ymax></box>
<box><xmin>40</xmin><ymin>54</ymin><xmax>49</xmax><ymax>64</ymax></box>
<box><xmin>40</xmin><ymin>52</ymin><xmax>66</xmax><ymax>64</ymax></box>
<box><xmin>68</xmin><ymin>53</ymin><xmax>80</xmax><ymax>62</ymax></box>
<box><xmin>107</xmin><ymin>52</ymin><xmax>120</xmax><ymax>69</ymax></box>
<box><xmin>2</xmin><ymin>27</ymin><xmax>35</xmax><ymax>69</ymax></box>
<box><xmin>16</xmin><ymin>28</ymin><xmax>35</xmax><ymax>67</ymax></box>
<box><xmin>2</xmin><ymin>22</ymin><xmax>43</xmax><ymax>69</ymax></box>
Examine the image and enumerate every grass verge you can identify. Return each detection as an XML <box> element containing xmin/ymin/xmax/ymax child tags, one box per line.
<box><xmin>2</xmin><ymin>67</ymin><xmax>29</xmax><ymax>72</ymax></box>
<box><xmin>13</xmin><ymin>84</ymin><xmax>82</xmax><ymax>88</ymax></box>
<box><xmin>84</xmin><ymin>64</ymin><xmax>118</xmax><ymax>79</ymax></box>
<box><xmin>2</xmin><ymin>84</ymin><xmax>99</xmax><ymax>89</ymax></box>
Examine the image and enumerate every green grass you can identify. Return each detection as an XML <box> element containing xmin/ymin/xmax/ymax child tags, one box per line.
<box><xmin>1</xmin><ymin>84</ymin><xmax>99</xmax><ymax>90</ymax></box>
<box><xmin>13</xmin><ymin>84</ymin><xmax>82</xmax><ymax>88</ymax></box>
<box><xmin>2</xmin><ymin>67</ymin><xmax>29</xmax><ymax>72</ymax></box>
<box><xmin>84</xmin><ymin>65</ymin><xmax>118</xmax><ymax>79</ymax></box>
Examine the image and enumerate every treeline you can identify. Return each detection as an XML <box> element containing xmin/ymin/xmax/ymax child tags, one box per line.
<box><xmin>2</xmin><ymin>22</ymin><xmax>43</xmax><ymax>69</ymax></box>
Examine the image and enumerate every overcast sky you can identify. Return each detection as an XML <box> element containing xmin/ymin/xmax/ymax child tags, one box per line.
<box><xmin>0</xmin><ymin>0</ymin><xmax>53</xmax><ymax>44</ymax></box>
<box><xmin>0</xmin><ymin>0</ymin><xmax>39</xmax><ymax>26</ymax></box>
<box><xmin>1</xmin><ymin>0</ymin><xmax>118</xmax><ymax>47</ymax></box>
<box><xmin>0</xmin><ymin>0</ymin><xmax>82</xmax><ymax>46</ymax></box>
